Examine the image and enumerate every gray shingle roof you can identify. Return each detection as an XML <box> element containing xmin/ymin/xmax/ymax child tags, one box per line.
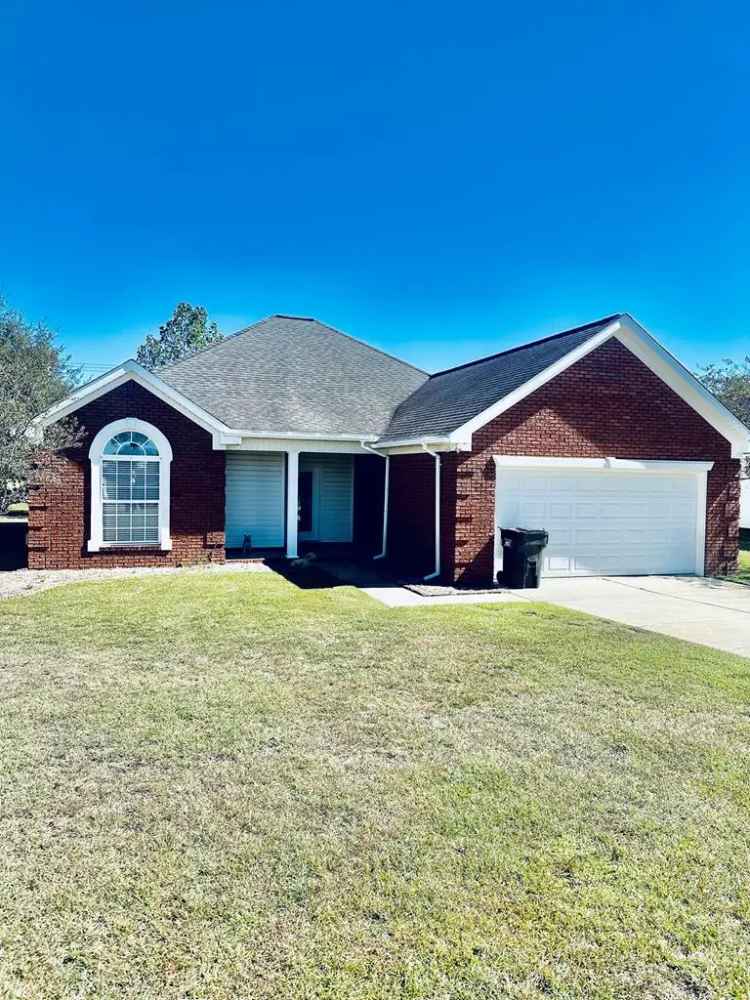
<box><xmin>157</xmin><ymin>315</ymin><xmax>428</xmax><ymax>436</ymax></box>
<box><xmin>378</xmin><ymin>315</ymin><xmax>622</xmax><ymax>442</ymax></box>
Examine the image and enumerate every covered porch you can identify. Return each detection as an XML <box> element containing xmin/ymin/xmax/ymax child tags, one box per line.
<box><xmin>224</xmin><ymin>444</ymin><xmax>386</xmax><ymax>560</ymax></box>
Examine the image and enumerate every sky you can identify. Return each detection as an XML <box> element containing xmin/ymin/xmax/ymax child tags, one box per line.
<box><xmin>1</xmin><ymin>0</ymin><xmax>748</xmax><ymax>381</ymax></box>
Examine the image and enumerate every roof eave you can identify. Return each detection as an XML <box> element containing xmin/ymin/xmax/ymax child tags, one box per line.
<box><xmin>442</xmin><ymin>314</ymin><xmax>750</xmax><ymax>458</ymax></box>
<box><xmin>32</xmin><ymin>360</ymin><xmax>242</xmax><ymax>448</ymax></box>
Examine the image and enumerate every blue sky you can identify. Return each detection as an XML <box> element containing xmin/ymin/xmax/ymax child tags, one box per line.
<box><xmin>1</xmin><ymin>0</ymin><xmax>747</xmax><ymax>380</ymax></box>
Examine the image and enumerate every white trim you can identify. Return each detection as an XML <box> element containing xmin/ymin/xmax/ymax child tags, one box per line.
<box><xmin>377</xmin><ymin>456</ymin><xmax>390</xmax><ymax>560</ymax></box>
<box><xmin>449</xmin><ymin>318</ymin><xmax>623</xmax><ymax>442</ymax></box>
<box><xmin>422</xmin><ymin>442</ymin><xmax>441</xmax><ymax>580</ymax></box>
<box><xmin>231</xmin><ymin>429</ymin><xmax>378</xmax><ymax>442</ymax></box>
<box><xmin>33</xmin><ymin>360</ymin><xmax>240</xmax><ymax>448</ymax></box>
<box><xmin>229</xmin><ymin>436</ymin><xmax>373</xmax><ymax>455</ymax></box>
<box><xmin>492</xmin><ymin>454</ymin><xmax>713</xmax><ymax>579</ymax></box>
<box><xmin>87</xmin><ymin>418</ymin><xmax>173</xmax><ymax>552</ymax></box>
<box><xmin>613</xmin><ymin>317</ymin><xmax>749</xmax><ymax>458</ymax></box>
<box><xmin>373</xmin><ymin>435</ymin><xmax>465</xmax><ymax>453</ymax></box>
<box><xmin>450</xmin><ymin>316</ymin><xmax>750</xmax><ymax>457</ymax></box>
<box><xmin>360</xmin><ymin>440</ymin><xmax>390</xmax><ymax>559</ymax></box>
<box><xmin>285</xmin><ymin>449</ymin><xmax>300</xmax><ymax>558</ymax></box>
<box><xmin>493</xmin><ymin>456</ymin><xmax>715</xmax><ymax>474</ymax></box>
<box><xmin>695</xmin><ymin>471</ymin><xmax>708</xmax><ymax>576</ymax></box>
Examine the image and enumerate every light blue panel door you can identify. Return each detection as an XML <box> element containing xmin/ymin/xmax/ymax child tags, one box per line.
<box><xmin>298</xmin><ymin>455</ymin><xmax>353</xmax><ymax>542</ymax></box>
<box><xmin>225</xmin><ymin>451</ymin><xmax>285</xmax><ymax>548</ymax></box>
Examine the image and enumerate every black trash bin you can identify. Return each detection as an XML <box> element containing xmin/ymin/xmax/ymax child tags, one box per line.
<box><xmin>499</xmin><ymin>527</ymin><xmax>549</xmax><ymax>589</ymax></box>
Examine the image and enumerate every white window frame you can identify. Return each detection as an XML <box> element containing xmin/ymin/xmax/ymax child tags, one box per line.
<box><xmin>88</xmin><ymin>418</ymin><xmax>173</xmax><ymax>552</ymax></box>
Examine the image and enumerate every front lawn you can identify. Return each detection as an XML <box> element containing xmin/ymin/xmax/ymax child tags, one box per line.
<box><xmin>1</xmin><ymin>571</ymin><xmax>749</xmax><ymax>999</ymax></box>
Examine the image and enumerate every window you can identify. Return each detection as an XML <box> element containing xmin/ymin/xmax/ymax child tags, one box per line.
<box><xmin>88</xmin><ymin>419</ymin><xmax>172</xmax><ymax>552</ymax></box>
<box><xmin>102</xmin><ymin>432</ymin><xmax>160</xmax><ymax>544</ymax></box>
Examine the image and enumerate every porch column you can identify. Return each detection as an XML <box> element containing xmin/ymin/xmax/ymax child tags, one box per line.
<box><xmin>286</xmin><ymin>449</ymin><xmax>299</xmax><ymax>558</ymax></box>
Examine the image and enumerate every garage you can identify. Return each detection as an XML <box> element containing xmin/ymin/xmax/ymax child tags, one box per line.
<box><xmin>494</xmin><ymin>457</ymin><xmax>713</xmax><ymax>579</ymax></box>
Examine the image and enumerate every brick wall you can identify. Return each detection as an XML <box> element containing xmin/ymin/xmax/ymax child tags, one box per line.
<box><xmin>28</xmin><ymin>382</ymin><xmax>226</xmax><ymax>569</ymax></box>
<box><xmin>387</xmin><ymin>452</ymin><xmax>438</xmax><ymax>577</ymax></box>
<box><xmin>391</xmin><ymin>339</ymin><xmax>740</xmax><ymax>585</ymax></box>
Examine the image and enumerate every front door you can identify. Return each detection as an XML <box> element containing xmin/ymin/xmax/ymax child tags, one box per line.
<box><xmin>298</xmin><ymin>467</ymin><xmax>318</xmax><ymax>539</ymax></box>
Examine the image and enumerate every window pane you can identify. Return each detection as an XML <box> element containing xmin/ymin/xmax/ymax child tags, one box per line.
<box><xmin>118</xmin><ymin>440</ymin><xmax>146</xmax><ymax>456</ymax></box>
<box><xmin>103</xmin><ymin>503</ymin><xmax>117</xmax><ymax>541</ymax></box>
<box><xmin>145</xmin><ymin>464</ymin><xmax>159</xmax><ymax>500</ymax></box>
<box><xmin>99</xmin><ymin>432</ymin><xmax>163</xmax><ymax>544</ymax></box>
<box><xmin>130</xmin><ymin>461</ymin><xmax>147</xmax><ymax>500</ymax></box>
<box><xmin>102</xmin><ymin>462</ymin><xmax>118</xmax><ymax>499</ymax></box>
<box><xmin>117</xmin><ymin>463</ymin><xmax>133</xmax><ymax>500</ymax></box>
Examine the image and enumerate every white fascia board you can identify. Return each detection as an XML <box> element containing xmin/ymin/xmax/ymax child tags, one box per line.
<box><xmin>228</xmin><ymin>436</ymin><xmax>376</xmax><ymax>455</ymax></box>
<box><xmin>449</xmin><ymin>315</ymin><xmax>750</xmax><ymax>458</ymax></box>
<box><xmin>614</xmin><ymin>315</ymin><xmax>750</xmax><ymax>457</ymax></box>
<box><xmin>373</xmin><ymin>436</ymin><xmax>469</xmax><ymax>455</ymax></box>
<box><xmin>34</xmin><ymin>360</ymin><xmax>237</xmax><ymax>445</ymax></box>
<box><xmin>448</xmin><ymin>317</ymin><xmax>624</xmax><ymax>444</ymax></box>
<box><xmin>493</xmin><ymin>455</ymin><xmax>715</xmax><ymax>474</ymax></box>
<box><xmin>230</xmin><ymin>429</ymin><xmax>379</xmax><ymax>442</ymax></box>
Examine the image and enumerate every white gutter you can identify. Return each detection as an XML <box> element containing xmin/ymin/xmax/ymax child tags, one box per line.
<box><xmin>231</xmin><ymin>429</ymin><xmax>379</xmax><ymax>443</ymax></box>
<box><xmin>421</xmin><ymin>441</ymin><xmax>441</xmax><ymax>581</ymax></box>
<box><xmin>374</xmin><ymin>434</ymin><xmax>455</xmax><ymax>450</ymax></box>
<box><xmin>360</xmin><ymin>440</ymin><xmax>389</xmax><ymax>559</ymax></box>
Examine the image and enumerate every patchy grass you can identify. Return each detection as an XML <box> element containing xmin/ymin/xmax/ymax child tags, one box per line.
<box><xmin>1</xmin><ymin>572</ymin><xmax>750</xmax><ymax>999</ymax></box>
<box><xmin>721</xmin><ymin>549</ymin><xmax>750</xmax><ymax>586</ymax></box>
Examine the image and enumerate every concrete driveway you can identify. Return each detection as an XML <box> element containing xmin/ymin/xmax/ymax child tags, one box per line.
<box><xmin>525</xmin><ymin>576</ymin><xmax>750</xmax><ymax>658</ymax></box>
<box><xmin>286</xmin><ymin>559</ymin><xmax>750</xmax><ymax>658</ymax></box>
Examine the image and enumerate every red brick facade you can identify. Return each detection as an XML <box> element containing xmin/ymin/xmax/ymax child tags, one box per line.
<box><xmin>388</xmin><ymin>339</ymin><xmax>740</xmax><ymax>585</ymax></box>
<box><xmin>28</xmin><ymin>382</ymin><xmax>226</xmax><ymax>569</ymax></box>
<box><xmin>29</xmin><ymin>340</ymin><xmax>741</xmax><ymax>580</ymax></box>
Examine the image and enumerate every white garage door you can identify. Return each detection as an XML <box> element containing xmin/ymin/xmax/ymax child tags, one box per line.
<box><xmin>225</xmin><ymin>451</ymin><xmax>285</xmax><ymax>549</ymax></box>
<box><xmin>495</xmin><ymin>462</ymin><xmax>706</xmax><ymax>578</ymax></box>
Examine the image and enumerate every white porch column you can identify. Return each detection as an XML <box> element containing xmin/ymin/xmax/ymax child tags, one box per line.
<box><xmin>285</xmin><ymin>449</ymin><xmax>300</xmax><ymax>558</ymax></box>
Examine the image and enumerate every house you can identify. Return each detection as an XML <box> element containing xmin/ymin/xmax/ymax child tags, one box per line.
<box><xmin>30</xmin><ymin>313</ymin><xmax>748</xmax><ymax>584</ymax></box>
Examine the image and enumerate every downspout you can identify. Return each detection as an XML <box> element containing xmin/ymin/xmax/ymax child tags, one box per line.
<box><xmin>421</xmin><ymin>442</ymin><xmax>441</xmax><ymax>581</ymax></box>
<box><xmin>360</xmin><ymin>441</ymin><xmax>390</xmax><ymax>560</ymax></box>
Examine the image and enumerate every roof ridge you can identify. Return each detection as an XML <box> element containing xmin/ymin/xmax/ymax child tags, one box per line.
<box><xmin>428</xmin><ymin>314</ymin><xmax>622</xmax><ymax>379</ymax></box>
<box><xmin>309</xmin><ymin>318</ymin><xmax>429</xmax><ymax>377</ymax></box>
<box><xmin>158</xmin><ymin>314</ymin><xmax>429</xmax><ymax>377</ymax></box>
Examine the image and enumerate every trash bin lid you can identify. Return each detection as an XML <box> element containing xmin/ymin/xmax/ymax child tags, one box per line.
<box><xmin>500</xmin><ymin>528</ymin><xmax>547</xmax><ymax>542</ymax></box>
<box><xmin>500</xmin><ymin>527</ymin><xmax>549</xmax><ymax>544</ymax></box>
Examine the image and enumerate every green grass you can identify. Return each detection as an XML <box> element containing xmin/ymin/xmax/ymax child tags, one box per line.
<box><xmin>722</xmin><ymin>549</ymin><xmax>750</xmax><ymax>585</ymax></box>
<box><xmin>1</xmin><ymin>571</ymin><xmax>750</xmax><ymax>999</ymax></box>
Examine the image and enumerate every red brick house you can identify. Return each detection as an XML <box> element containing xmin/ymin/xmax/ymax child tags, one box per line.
<box><xmin>30</xmin><ymin>313</ymin><xmax>748</xmax><ymax>584</ymax></box>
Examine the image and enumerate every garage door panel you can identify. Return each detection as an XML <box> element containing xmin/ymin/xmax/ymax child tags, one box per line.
<box><xmin>496</xmin><ymin>465</ymin><xmax>702</xmax><ymax>578</ymax></box>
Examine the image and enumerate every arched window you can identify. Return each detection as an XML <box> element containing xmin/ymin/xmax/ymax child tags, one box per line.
<box><xmin>88</xmin><ymin>419</ymin><xmax>173</xmax><ymax>551</ymax></box>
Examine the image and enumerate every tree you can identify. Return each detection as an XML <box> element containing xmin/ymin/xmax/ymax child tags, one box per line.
<box><xmin>136</xmin><ymin>302</ymin><xmax>223</xmax><ymax>369</ymax></box>
<box><xmin>698</xmin><ymin>358</ymin><xmax>750</xmax><ymax>474</ymax></box>
<box><xmin>0</xmin><ymin>299</ymin><xmax>82</xmax><ymax>514</ymax></box>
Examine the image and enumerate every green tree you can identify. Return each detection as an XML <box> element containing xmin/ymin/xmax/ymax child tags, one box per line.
<box><xmin>699</xmin><ymin>358</ymin><xmax>750</xmax><ymax>473</ymax></box>
<box><xmin>136</xmin><ymin>302</ymin><xmax>223</xmax><ymax>368</ymax></box>
<box><xmin>0</xmin><ymin>298</ymin><xmax>81</xmax><ymax>514</ymax></box>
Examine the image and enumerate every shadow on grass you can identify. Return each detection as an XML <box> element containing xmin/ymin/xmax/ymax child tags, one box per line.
<box><xmin>266</xmin><ymin>559</ymin><xmax>342</xmax><ymax>590</ymax></box>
